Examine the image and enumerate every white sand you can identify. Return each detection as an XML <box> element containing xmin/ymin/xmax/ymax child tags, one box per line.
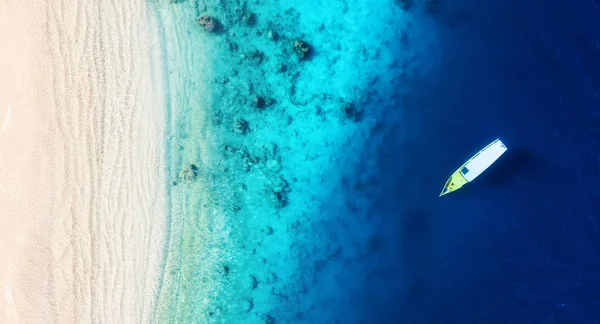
<box><xmin>0</xmin><ymin>1</ymin><xmax>166</xmax><ymax>323</ymax></box>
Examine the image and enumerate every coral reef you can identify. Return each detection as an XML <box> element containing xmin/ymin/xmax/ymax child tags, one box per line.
<box><xmin>198</xmin><ymin>15</ymin><xmax>219</xmax><ymax>32</ymax></box>
<box><xmin>159</xmin><ymin>0</ymin><xmax>428</xmax><ymax>322</ymax></box>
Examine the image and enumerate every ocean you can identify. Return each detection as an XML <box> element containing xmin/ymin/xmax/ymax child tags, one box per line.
<box><xmin>153</xmin><ymin>0</ymin><xmax>600</xmax><ymax>323</ymax></box>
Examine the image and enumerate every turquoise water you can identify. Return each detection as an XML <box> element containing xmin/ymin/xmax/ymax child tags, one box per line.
<box><xmin>152</xmin><ymin>0</ymin><xmax>438</xmax><ymax>322</ymax></box>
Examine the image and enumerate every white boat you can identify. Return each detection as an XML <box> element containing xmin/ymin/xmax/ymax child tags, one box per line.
<box><xmin>439</xmin><ymin>139</ymin><xmax>508</xmax><ymax>197</ymax></box>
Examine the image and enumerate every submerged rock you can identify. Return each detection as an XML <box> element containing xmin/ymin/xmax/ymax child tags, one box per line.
<box><xmin>240</xmin><ymin>148</ymin><xmax>259</xmax><ymax>171</ymax></box>
<box><xmin>249</xmin><ymin>275</ymin><xmax>259</xmax><ymax>290</ymax></box>
<box><xmin>264</xmin><ymin>271</ymin><xmax>279</xmax><ymax>284</ymax></box>
<box><xmin>178</xmin><ymin>164</ymin><xmax>199</xmax><ymax>182</ymax></box>
<box><xmin>262</xmin><ymin>142</ymin><xmax>278</xmax><ymax>158</ymax></box>
<box><xmin>241</xmin><ymin>298</ymin><xmax>254</xmax><ymax>313</ymax></box>
<box><xmin>198</xmin><ymin>15</ymin><xmax>219</xmax><ymax>32</ymax></box>
<box><xmin>261</xmin><ymin>142</ymin><xmax>282</xmax><ymax>172</ymax></box>
<box><xmin>253</xmin><ymin>95</ymin><xmax>266</xmax><ymax>108</ymax></box>
<box><xmin>341</xmin><ymin>101</ymin><xmax>363</xmax><ymax>122</ymax></box>
<box><xmin>293</xmin><ymin>39</ymin><xmax>311</xmax><ymax>59</ymax></box>
<box><xmin>275</xmin><ymin>63</ymin><xmax>287</xmax><ymax>73</ymax></box>
<box><xmin>267</xmin><ymin>29</ymin><xmax>278</xmax><ymax>41</ymax></box>
<box><xmin>242</xmin><ymin>11</ymin><xmax>256</xmax><ymax>26</ymax></box>
<box><xmin>263</xmin><ymin>226</ymin><xmax>274</xmax><ymax>235</ymax></box>
<box><xmin>245</xmin><ymin>50</ymin><xmax>265</xmax><ymax>65</ymax></box>
<box><xmin>233</xmin><ymin>118</ymin><xmax>250</xmax><ymax>134</ymax></box>
<box><xmin>222</xmin><ymin>265</ymin><xmax>230</xmax><ymax>276</ymax></box>
<box><xmin>261</xmin><ymin>314</ymin><xmax>275</xmax><ymax>324</ymax></box>
<box><xmin>265</xmin><ymin>176</ymin><xmax>290</xmax><ymax>209</ymax></box>
<box><xmin>252</xmin><ymin>95</ymin><xmax>274</xmax><ymax>109</ymax></box>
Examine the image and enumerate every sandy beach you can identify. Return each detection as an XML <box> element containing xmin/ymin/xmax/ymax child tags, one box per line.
<box><xmin>0</xmin><ymin>1</ymin><xmax>167</xmax><ymax>323</ymax></box>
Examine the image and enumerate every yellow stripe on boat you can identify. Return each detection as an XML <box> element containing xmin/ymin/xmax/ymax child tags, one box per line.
<box><xmin>439</xmin><ymin>139</ymin><xmax>507</xmax><ymax>197</ymax></box>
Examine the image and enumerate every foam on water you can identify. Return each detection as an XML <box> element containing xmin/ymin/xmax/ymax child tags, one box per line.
<box><xmin>154</xmin><ymin>0</ymin><xmax>439</xmax><ymax>322</ymax></box>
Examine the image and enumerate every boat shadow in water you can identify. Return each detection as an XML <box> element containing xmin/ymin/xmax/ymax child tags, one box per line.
<box><xmin>480</xmin><ymin>148</ymin><xmax>540</xmax><ymax>186</ymax></box>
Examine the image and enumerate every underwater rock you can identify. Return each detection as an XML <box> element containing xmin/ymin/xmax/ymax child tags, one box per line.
<box><xmin>245</xmin><ymin>50</ymin><xmax>265</xmax><ymax>65</ymax></box>
<box><xmin>286</xmin><ymin>220</ymin><xmax>301</xmax><ymax>232</ymax></box>
<box><xmin>261</xmin><ymin>142</ymin><xmax>281</xmax><ymax>172</ymax></box>
<box><xmin>293</xmin><ymin>39</ymin><xmax>311</xmax><ymax>59</ymax></box>
<box><xmin>275</xmin><ymin>63</ymin><xmax>287</xmax><ymax>73</ymax></box>
<box><xmin>178</xmin><ymin>164</ymin><xmax>199</xmax><ymax>182</ymax></box>
<box><xmin>265</xmin><ymin>175</ymin><xmax>290</xmax><ymax>209</ymax></box>
<box><xmin>261</xmin><ymin>314</ymin><xmax>275</xmax><ymax>324</ymax></box>
<box><xmin>206</xmin><ymin>305</ymin><xmax>223</xmax><ymax>318</ymax></box>
<box><xmin>249</xmin><ymin>275</ymin><xmax>259</xmax><ymax>290</ymax></box>
<box><xmin>224</xmin><ymin>144</ymin><xmax>238</xmax><ymax>154</ymax></box>
<box><xmin>266</xmin><ymin>191</ymin><xmax>286</xmax><ymax>207</ymax></box>
<box><xmin>265</xmin><ymin>159</ymin><xmax>282</xmax><ymax>172</ymax></box>
<box><xmin>264</xmin><ymin>271</ymin><xmax>279</xmax><ymax>284</ymax></box>
<box><xmin>214</xmin><ymin>76</ymin><xmax>229</xmax><ymax>84</ymax></box>
<box><xmin>242</xmin><ymin>11</ymin><xmax>256</xmax><ymax>26</ymax></box>
<box><xmin>271</xmin><ymin>286</ymin><xmax>289</xmax><ymax>302</ymax></box>
<box><xmin>267</xmin><ymin>29</ymin><xmax>278</xmax><ymax>41</ymax></box>
<box><xmin>227</xmin><ymin>40</ymin><xmax>239</xmax><ymax>52</ymax></box>
<box><xmin>252</xmin><ymin>95</ymin><xmax>274</xmax><ymax>109</ymax></box>
<box><xmin>341</xmin><ymin>101</ymin><xmax>364</xmax><ymax>122</ymax></box>
<box><xmin>252</xmin><ymin>95</ymin><xmax>266</xmax><ymax>108</ymax></box>
<box><xmin>263</xmin><ymin>225</ymin><xmax>274</xmax><ymax>235</ymax></box>
<box><xmin>241</xmin><ymin>298</ymin><xmax>254</xmax><ymax>313</ymax></box>
<box><xmin>262</xmin><ymin>142</ymin><xmax>278</xmax><ymax>159</ymax></box>
<box><xmin>198</xmin><ymin>15</ymin><xmax>219</xmax><ymax>32</ymax></box>
<box><xmin>234</xmin><ymin>118</ymin><xmax>250</xmax><ymax>134</ymax></box>
<box><xmin>222</xmin><ymin>265</ymin><xmax>230</xmax><ymax>276</ymax></box>
<box><xmin>232</xmin><ymin>205</ymin><xmax>241</xmax><ymax>212</ymax></box>
<box><xmin>240</xmin><ymin>148</ymin><xmax>259</xmax><ymax>172</ymax></box>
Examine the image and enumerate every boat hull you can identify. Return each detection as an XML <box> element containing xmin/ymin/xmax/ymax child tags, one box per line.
<box><xmin>439</xmin><ymin>139</ymin><xmax>507</xmax><ymax>197</ymax></box>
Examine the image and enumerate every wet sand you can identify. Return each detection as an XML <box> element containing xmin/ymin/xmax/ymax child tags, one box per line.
<box><xmin>0</xmin><ymin>1</ymin><xmax>167</xmax><ymax>323</ymax></box>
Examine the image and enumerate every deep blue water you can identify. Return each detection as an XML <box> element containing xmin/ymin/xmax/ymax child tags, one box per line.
<box><xmin>346</xmin><ymin>0</ymin><xmax>600</xmax><ymax>323</ymax></box>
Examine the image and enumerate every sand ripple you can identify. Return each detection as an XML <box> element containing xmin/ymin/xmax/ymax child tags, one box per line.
<box><xmin>0</xmin><ymin>1</ymin><xmax>167</xmax><ymax>323</ymax></box>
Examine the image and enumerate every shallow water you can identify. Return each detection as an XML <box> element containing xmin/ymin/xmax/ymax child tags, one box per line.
<box><xmin>153</xmin><ymin>0</ymin><xmax>437</xmax><ymax>322</ymax></box>
<box><xmin>154</xmin><ymin>0</ymin><xmax>600</xmax><ymax>323</ymax></box>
